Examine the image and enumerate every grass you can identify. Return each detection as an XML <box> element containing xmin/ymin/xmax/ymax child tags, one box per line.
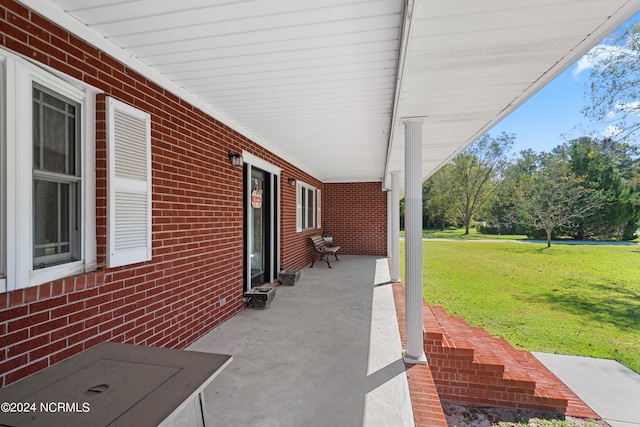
<box><xmin>400</xmin><ymin>240</ymin><xmax>640</xmax><ymax>373</ymax></box>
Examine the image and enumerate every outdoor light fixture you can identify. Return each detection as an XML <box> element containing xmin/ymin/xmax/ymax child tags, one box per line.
<box><xmin>228</xmin><ymin>151</ymin><xmax>244</xmax><ymax>167</ymax></box>
<box><xmin>287</xmin><ymin>177</ymin><xmax>297</xmax><ymax>187</ymax></box>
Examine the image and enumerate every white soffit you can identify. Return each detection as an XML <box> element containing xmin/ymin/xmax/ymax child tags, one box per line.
<box><xmin>20</xmin><ymin>0</ymin><xmax>403</xmax><ymax>183</ymax></box>
<box><xmin>16</xmin><ymin>0</ymin><xmax>640</xmax><ymax>188</ymax></box>
<box><xmin>386</xmin><ymin>0</ymin><xmax>640</xmax><ymax>192</ymax></box>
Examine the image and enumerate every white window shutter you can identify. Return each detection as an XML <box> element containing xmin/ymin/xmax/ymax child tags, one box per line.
<box><xmin>296</xmin><ymin>182</ymin><xmax>302</xmax><ymax>232</ymax></box>
<box><xmin>106</xmin><ymin>97</ymin><xmax>152</xmax><ymax>268</ymax></box>
<box><xmin>316</xmin><ymin>189</ymin><xmax>322</xmax><ymax>229</ymax></box>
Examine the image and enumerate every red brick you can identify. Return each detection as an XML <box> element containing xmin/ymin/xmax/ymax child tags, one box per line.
<box><xmin>0</xmin><ymin>305</ymin><xmax>28</xmax><ymax>323</ymax></box>
<box><xmin>8</xmin><ymin>289</ymin><xmax>23</xmax><ymax>307</ymax></box>
<box><xmin>51</xmin><ymin>301</ymin><xmax>84</xmax><ymax>319</ymax></box>
<box><xmin>50</xmin><ymin>343</ymin><xmax>84</xmax><ymax>365</ymax></box>
<box><xmin>8</xmin><ymin>311</ymin><xmax>49</xmax><ymax>333</ymax></box>
<box><xmin>68</xmin><ymin>307</ymin><xmax>99</xmax><ymax>324</ymax></box>
<box><xmin>29</xmin><ymin>338</ymin><xmax>67</xmax><ymax>361</ymax></box>
<box><xmin>29</xmin><ymin>317</ymin><xmax>68</xmax><ymax>337</ymax></box>
<box><xmin>67</xmin><ymin>327</ymin><xmax>99</xmax><ymax>347</ymax></box>
<box><xmin>29</xmin><ymin>295</ymin><xmax>67</xmax><ymax>314</ymax></box>
<box><xmin>2</xmin><ymin>329</ymin><xmax>29</xmax><ymax>347</ymax></box>
<box><xmin>8</xmin><ymin>335</ymin><xmax>50</xmax><ymax>358</ymax></box>
<box><xmin>0</xmin><ymin>355</ymin><xmax>28</xmax><ymax>377</ymax></box>
<box><xmin>5</xmin><ymin>359</ymin><xmax>49</xmax><ymax>386</ymax></box>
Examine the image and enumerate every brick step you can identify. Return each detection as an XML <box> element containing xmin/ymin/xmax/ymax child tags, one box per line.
<box><xmin>428</xmin><ymin>308</ymin><xmax>517</xmax><ymax>377</ymax></box>
<box><xmin>392</xmin><ymin>284</ymin><xmax>598</xmax><ymax>422</ymax></box>
<box><xmin>425</xmin><ymin>305</ymin><xmax>569</xmax><ymax>412</ymax></box>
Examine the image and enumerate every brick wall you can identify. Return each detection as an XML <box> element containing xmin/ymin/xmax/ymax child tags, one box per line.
<box><xmin>0</xmin><ymin>1</ymin><xmax>322</xmax><ymax>387</ymax></box>
<box><xmin>323</xmin><ymin>182</ymin><xmax>388</xmax><ymax>256</ymax></box>
<box><xmin>280</xmin><ymin>176</ymin><xmax>325</xmax><ymax>271</ymax></box>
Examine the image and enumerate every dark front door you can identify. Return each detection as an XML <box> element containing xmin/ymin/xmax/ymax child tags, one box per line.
<box><xmin>249</xmin><ymin>168</ymin><xmax>270</xmax><ymax>287</ymax></box>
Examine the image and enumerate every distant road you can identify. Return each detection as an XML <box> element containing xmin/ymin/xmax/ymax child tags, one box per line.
<box><xmin>400</xmin><ymin>238</ymin><xmax>639</xmax><ymax>246</ymax></box>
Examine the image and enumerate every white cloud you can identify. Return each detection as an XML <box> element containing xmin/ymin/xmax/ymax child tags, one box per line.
<box><xmin>603</xmin><ymin>125</ymin><xmax>624</xmax><ymax>138</ymax></box>
<box><xmin>573</xmin><ymin>44</ymin><xmax>632</xmax><ymax>78</ymax></box>
<box><xmin>574</xmin><ymin>56</ymin><xmax>594</xmax><ymax>77</ymax></box>
<box><xmin>615</xmin><ymin>100</ymin><xmax>640</xmax><ymax>115</ymax></box>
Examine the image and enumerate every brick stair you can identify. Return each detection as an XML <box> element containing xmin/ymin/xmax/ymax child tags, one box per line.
<box><xmin>423</xmin><ymin>305</ymin><xmax>599</xmax><ymax>418</ymax></box>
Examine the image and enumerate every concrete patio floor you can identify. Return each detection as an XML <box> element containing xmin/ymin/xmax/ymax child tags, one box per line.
<box><xmin>188</xmin><ymin>255</ymin><xmax>415</xmax><ymax>427</ymax></box>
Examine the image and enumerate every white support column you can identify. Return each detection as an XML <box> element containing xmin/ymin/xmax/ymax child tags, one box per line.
<box><xmin>403</xmin><ymin>118</ymin><xmax>427</xmax><ymax>365</ymax></box>
<box><xmin>390</xmin><ymin>171</ymin><xmax>401</xmax><ymax>283</ymax></box>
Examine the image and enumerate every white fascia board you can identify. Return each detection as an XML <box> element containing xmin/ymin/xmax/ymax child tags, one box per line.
<box><xmin>383</xmin><ymin>0</ymin><xmax>415</xmax><ymax>190</ymax></box>
<box><xmin>16</xmin><ymin>0</ymin><xmax>324</xmax><ymax>182</ymax></box>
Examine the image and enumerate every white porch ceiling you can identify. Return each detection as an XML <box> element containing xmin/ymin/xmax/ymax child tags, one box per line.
<box><xmin>19</xmin><ymin>0</ymin><xmax>640</xmax><ymax>190</ymax></box>
<box><xmin>386</xmin><ymin>0</ymin><xmax>640</xmax><ymax>191</ymax></box>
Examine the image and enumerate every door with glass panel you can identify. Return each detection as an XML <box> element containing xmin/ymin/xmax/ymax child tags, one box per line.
<box><xmin>249</xmin><ymin>168</ymin><xmax>269</xmax><ymax>287</ymax></box>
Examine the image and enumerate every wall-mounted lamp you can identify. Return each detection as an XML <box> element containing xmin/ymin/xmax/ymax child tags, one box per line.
<box><xmin>287</xmin><ymin>177</ymin><xmax>297</xmax><ymax>187</ymax></box>
<box><xmin>228</xmin><ymin>151</ymin><xmax>244</xmax><ymax>167</ymax></box>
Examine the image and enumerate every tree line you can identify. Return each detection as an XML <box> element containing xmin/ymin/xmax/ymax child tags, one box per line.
<box><xmin>416</xmin><ymin>134</ymin><xmax>640</xmax><ymax>247</ymax></box>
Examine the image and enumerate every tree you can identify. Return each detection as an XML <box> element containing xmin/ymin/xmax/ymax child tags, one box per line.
<box><xmin>583</xmin><ymin>22</ymin><xmax>640</xmax><ymax>140</ymax></box>
<box><xmin>449</xmin><ymin>132</ymin><xmax>515</xmax><ymax>234</ymax></box>
<box><xmin>560</xmin><ymin>137</ymin><xmax>640</xmax><ymax>240</ymax></box>
<box><xmin>424</xmin><ymin>164</ymin><xmax>457</xmax><ymax>230</ymax></box>
<box><xmin>518</xmin><ymin>155</ymin><xmax>603</xmax><ymax>247</ymax></box>
<box><xmin>483</xmin><ymin>149</ymin><xmax>539</xmax><ymax>234</ymax></box>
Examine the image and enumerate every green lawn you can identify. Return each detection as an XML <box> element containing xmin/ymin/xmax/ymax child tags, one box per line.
<box><xmin>400</xmin><ymin>240</ymin><xmax>640</xmax><ymax>373</ymax></box>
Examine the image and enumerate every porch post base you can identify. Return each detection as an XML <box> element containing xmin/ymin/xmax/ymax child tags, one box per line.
<box><xmin>403</xmin><ymin>350</ymin><xmax>427</xmax><ymax>365</ymax></box>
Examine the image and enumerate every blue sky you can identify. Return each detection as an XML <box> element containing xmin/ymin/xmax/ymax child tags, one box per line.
<box><xmin>488</xmin><ymin>12</ymin><xmax>640</xmax><ymax>155</ymax></box>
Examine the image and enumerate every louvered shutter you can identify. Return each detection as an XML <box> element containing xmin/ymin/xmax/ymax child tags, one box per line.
<box><xmin>296</xmin><ymin>182</ymin><xmax>302</xmax><ymax>231</ymax></box>
<box><xmin>106</xmin><ymin>97</ymin><xmax>152</xmax><ymax>268</ymax></box>
<box><xmin>316</xmin><ymin>189</ymin><xmax>321</xmax><ymax>229</ymax></box>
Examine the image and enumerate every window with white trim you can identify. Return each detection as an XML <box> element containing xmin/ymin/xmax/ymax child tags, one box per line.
<box><xmin>316</xmin><ymin>189</ymin><xmax>322</xmax><ymax>230</ymax></box>
<box><xmin>32</xmin><ymin>84</ymin><xmax>81</xmax><ymax>269</ymax></box>
<box><xmin>296</xmin><ymin>182</ymin><xmax>317</xmax><ymax>231</ymax></box>
<box><xmin>1</xmin><ymin>48</ymin><xmax>97</xmax><ymax>292</ymax></box>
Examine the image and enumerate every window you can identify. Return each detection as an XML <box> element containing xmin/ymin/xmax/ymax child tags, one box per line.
<box><xmin>1</xmin><ymin>47</ymin><xmax>98</xmax><ymax>292</ymax></box>
<box><xmin>32</xmin><ymin>85</ymin><xmax>81</xmax><ymax>269</ymax></box>
<box><xmin>296</xmin><ymin>182</ymin><xmax>317</xmax><ymax>231</ymax></box>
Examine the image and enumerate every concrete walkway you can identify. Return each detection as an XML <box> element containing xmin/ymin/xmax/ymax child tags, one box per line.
<box><xmin>534</xmin><ymin>353</ymin><xmax>640</xmax><ymax>427</ymax></box>
<box><xmin>188</xmin><ymin>256</ymin><xmax>414</xmax><ymax>427</ymax></box>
